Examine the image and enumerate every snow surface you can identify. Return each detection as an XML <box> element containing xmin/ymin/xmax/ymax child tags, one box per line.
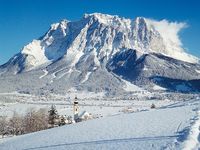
<box><xmin>152</xmin><ymin>85</ymin><xmax>166</xmax><ymax>91</ymax></box>
<box><xmin>122</xmin><ymin>79</ymin><xmax>143</xmax><ymax>92</ymax></box>
<box><xmin>21</xmin><ymin>40</ymin><xmax>49</xmax><ymax>67</ymax></box>
<box><xmin>0</xmin><ymin>90</ymin><xmax>176</xmax><ymax>119</ymax></box>
<box><xmin>81</xmin><ymin>72</ymin><xmax>92</xmax><ymax>83</ymax></box>
<box><xmin>67</xmin><ymin>88</ymin><xmax>105</xmax><ymax>99</ymax></box>
<box><xmin>39</xmin><ymin>69</ymin><xmax>48</xmax><ymax>79</ymax></box>
<box><xmin>182</xmin><ymin>110</ymin><xmax>200</xmax><ymax>150</ymax></box>
<box><xmin>0</xmin><ymin>99</ymin><xmax>199</xmax><ymax>150</ymax></box>
<box><xmin>56</xmin><ymin>68</ymin><xmax>73</xmax><ymax>79</ymax></box>
<box><xmin>196</xmin><ymin>69</ymin><xmax>200</xmax><ymax>74</ymax></box>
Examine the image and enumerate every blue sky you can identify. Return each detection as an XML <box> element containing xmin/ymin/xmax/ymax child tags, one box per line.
<box><xmin>0</xmin><ymin>0</ymin><xmax>199</xmax><ymax>65</ymax></box>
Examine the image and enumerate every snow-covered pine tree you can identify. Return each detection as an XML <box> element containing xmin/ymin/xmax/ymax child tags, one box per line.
<box><xmin>59</xmin><ymin>115</ymin><xmax>66</xmax><ymax>126</ymax></box>
<box><xmin>151</xmin><ymin>103</ymin><xmax>156</xmax><ymax>109</ymax></box>
<box><xmin>48</xmin><ymin>105</ymin><xmax>59</xmax><ymax>128</ymax></box>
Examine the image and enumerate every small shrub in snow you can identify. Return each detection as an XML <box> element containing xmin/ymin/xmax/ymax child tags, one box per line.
<box><xmin>67</xmin><ymin>116</ymin><xmax>73</xmax><ymax>124</ymax></box>
<box><xmin>151</xmin><ymin>103</ymin><xmax>156</xmax><ymax>109</ymax></box>
<box><xmin>59</xmin><ymin>115</ymin><xmax>66</xmax><ymax>126</ymax></box>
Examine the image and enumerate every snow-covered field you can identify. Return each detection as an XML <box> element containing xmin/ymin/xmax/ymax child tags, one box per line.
<box><xmin>0</xmin><ymin>91</ymin><xmax>185</xmax><ymax>118</ymax></box>
<box><xmin>0</xmin><ymin>91</ymin><xmax>200</xmax><ymax>149</ymax></box>
<box><xmin>0</xmin><ymin>98</ymin><xmax>200</xmax><ymax>150</ymax></box>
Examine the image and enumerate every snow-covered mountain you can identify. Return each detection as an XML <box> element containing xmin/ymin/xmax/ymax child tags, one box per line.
<box><xmin>0</xmin><ymin>13</ymin><xmax>200</xmax><ymax>95</ymax></box>
<box><xmin>2</xmin><ymin>13</ymin><xmax>198</xmax><ymax>72</ymax></box>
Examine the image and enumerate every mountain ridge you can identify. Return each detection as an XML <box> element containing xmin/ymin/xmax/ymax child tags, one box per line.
<box><xmin>1</xmin><ymin>13</ymin><xmax>198</xmax><ymax>73</ymax></box>
<box><xmin>0</xmin><ymin>13</ymin><xmax>199</xmax><ymax>95</ymax></box>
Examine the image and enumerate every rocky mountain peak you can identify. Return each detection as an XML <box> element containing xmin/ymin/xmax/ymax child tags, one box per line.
<box><xmin>1</xmin><ymin>13</ymin><xmax>199</xmax><ymax>74</ymax></box>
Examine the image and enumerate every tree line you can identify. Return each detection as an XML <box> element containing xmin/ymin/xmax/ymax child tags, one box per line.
<box><xmin>0</xmin><ymin>105</ymin><xmax>72</xmax><ymax>138</ymax></box>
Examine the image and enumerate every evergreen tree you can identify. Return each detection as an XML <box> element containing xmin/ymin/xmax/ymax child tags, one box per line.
<box><xmin>151</xmin><ymin>103</ymin><xmax>156</xmax><ymax>109</ymax></box>
<box><xmin>48</xmin><ymin>105</ymin><xmax>59</xmax><ymax>128</ymax></box>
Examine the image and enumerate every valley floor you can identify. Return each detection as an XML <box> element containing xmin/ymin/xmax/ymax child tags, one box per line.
<box><xmin>0</xmin><ymin>97</ymin><xmax>200</xmax><ymax>150</ymax></box>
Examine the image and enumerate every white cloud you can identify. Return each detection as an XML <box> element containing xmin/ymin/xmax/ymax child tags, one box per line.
<box><xmin>145</xmin><ymin>18</ymin><xmax>199</xmax><ymax>63</ymax></box>
<box><xmin>147</xmin><ymin>19</ymin><xmax>187</xmax><ymax>52</ymax></box>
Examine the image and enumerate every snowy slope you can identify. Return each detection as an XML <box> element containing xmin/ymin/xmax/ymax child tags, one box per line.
<box><xmin>107</xmin><ymin>49</ymin><xmax>200</xmax><ymax>92</ymax></box>
<box><xmin>1</xmin><ymin>99</ymin><xmax>199</xmax><ymax>150</ymax></box>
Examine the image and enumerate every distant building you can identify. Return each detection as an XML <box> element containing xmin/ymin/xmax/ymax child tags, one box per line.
<box><xmin>78</xmin><ymin>111</ymin><xmax>93</xmax><ymax>121</ymax></box>
<box><xmin>73</xmin><ymin>96</ymin><xmax>79</xmax><ymax>122</ymax></box>
<box><xmin>73</xmin><ymin>96</ymin><xmax>93</xmax><ymax>122</ymax></box>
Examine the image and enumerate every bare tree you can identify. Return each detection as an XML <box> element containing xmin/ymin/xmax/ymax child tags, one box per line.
<box><xmin>24</xmin><ymin>108</ymin><xmax>48</xmax><ymax>133</ymax></box>
<box><xmin>34</xmin><ymin>108</ymin><xmax>48</xmax><ymax>130</ymax></box>
<box><xmin>9</xmin><ymin>111</ymin><xmax>24</xmax><ymax>135</ymax></box>
<box><xmin>0</xmin><ymin>116</ymin><xmax>9</xmax><ymax>138</ymax></box>
<box><xmin>0</xmin><ymin>108</ymin><xmax>49</xmax><ymax>137</ymax></box>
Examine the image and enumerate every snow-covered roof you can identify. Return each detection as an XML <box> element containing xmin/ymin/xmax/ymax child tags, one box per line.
<box><xmin>78</xmin><ymin>111</ymin><xmax>90</xmax><ymax>119</ymax></box>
